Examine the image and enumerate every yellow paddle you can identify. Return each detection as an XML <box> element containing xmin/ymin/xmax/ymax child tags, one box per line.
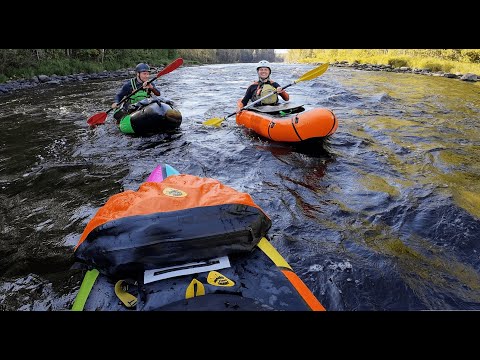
<box><xmin>202</xmin><ymin>63</ymin><xmax>329</xmax><ymax>127</ymax></box>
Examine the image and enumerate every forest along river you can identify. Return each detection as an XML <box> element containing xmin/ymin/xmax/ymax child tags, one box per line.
<box><xmin>0</xmin><ymin>63</ymin><xmax>479</xmax><ymax>311</ymax></box>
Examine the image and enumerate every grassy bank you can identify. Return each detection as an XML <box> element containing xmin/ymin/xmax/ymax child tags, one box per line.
<box><xmin>0</xmin><ymin>57</ymin><xmax>176</xmax><ymax>83</ymax></box>
<box><xmin>0</xmin><ymin>49</ymin><xmax>178</xmax><ymax>83</ymax></box>
<box><xmin>285</xmin><ymin>49</ymin><xmax>480</xmax><ymax>75</ymax></box>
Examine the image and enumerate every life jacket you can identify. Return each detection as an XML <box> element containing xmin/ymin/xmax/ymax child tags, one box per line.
<box><xmin>129</xmin><ymin>78</ymin><xmax>149</xmax><ymax>104</ymax></box>
<box><xmin>114</xmin><ymin>78</ymin><xmax>150</xmax><ymax>120</ymax></box>
<box><xmin>251</xmin><ymin>79</ymin><xmax>278</xmax><ymax>105</ymax></box>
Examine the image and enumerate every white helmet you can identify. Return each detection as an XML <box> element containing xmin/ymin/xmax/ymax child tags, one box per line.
<box><xmin>256</xmin><ymin>60</ymin><xmax>271</xmax><ymax>73</ymax></box>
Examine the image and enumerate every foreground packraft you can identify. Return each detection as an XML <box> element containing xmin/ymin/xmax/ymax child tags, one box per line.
<box><xmin>71</xmin><ymin>164</ymin><xmax>325</xmax><ymax>311</ymax></box>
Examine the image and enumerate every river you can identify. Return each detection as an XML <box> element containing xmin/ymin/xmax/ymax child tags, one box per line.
<box><xmin>1</xmin><ymin>62</ymin><xmax>479</xmax><ymax>311</ymax></box>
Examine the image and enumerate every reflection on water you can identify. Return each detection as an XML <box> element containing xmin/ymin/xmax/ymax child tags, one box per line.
<box><xmin>1</xmin><ymin>63</ymin><xmax>479</xmax><ymax>310</ymax></box>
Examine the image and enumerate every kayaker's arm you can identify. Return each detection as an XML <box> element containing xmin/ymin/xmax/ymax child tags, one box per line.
<box><xmin>113</xmin><ymin>82</ymin><xmax>134</xmax><ymax>107</ymax></box>
<box><xmin>239</xmin><ymin>84</ymin><xmax>257</xmax><ymax>109</ymax></box>
<box><xmin>150</xmin><ymin>87</ymin><xmax>161</xmax><ymax>96</ymax></box>
<box><xmin>277</xmin><ymin>87</ymin><xmax>289</xmax><ymax>101</ymax></box>
<box><xmin>144</xmin><ymin>81</ymin><xmax>161</xmax><ymax>96</ymax></box>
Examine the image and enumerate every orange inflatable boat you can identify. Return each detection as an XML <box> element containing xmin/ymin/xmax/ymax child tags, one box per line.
<box><xmin>236</xmin><ymin>103</ymin><xmax>338</xmax><ymax>142</ymax></box>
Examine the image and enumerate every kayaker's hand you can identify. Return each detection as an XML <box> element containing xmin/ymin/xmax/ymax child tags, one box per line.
<box><xmin>277</xmin><ymin>87</ymin><xmax>284</xmax><ymax>94</ymax></box>
<box><xmin>112</xmin><ymin>102</ymin><xmax>118</xmax><ymax>109</ymax></box>
<box><xmin>143</xmin><ymin>81</ymin><xmax>153</xmax><ymax>89</ymax></box>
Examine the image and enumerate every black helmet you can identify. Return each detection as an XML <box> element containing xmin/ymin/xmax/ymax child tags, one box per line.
<box><xmin>135</xmin><ymin>63</ymin><xmax>150</xmax><ymax>73</ymax></box>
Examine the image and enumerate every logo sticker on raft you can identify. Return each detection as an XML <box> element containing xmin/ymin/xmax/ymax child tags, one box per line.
<box><xmin>163</xmin><ymin>187</ymin><xmax>187</xmax><ymax>197</ymax></box>
<box><xmin>207</xmin><ymin>271</ymin><xmax>235</xmax><ymax>287</ymax></box>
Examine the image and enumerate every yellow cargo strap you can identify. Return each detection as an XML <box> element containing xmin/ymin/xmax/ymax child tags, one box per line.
<box><xmin>257</xmin><ymin>237</ymin><xmax>326</xmax><ymax>311</ymax></box>
<box><xmin>256</xmin><ymin>237</ymin><xmax>292</xmax><ymax>270</ymax></box>
<box><xmin>114</xmin><ymin>280</ymin><xmax>138</xmax><ymax>308</ymax></box>
<box><xmin>185</xmin><ymin>278</ymin><xmax>205</xmax><ymax>298</ymax></box>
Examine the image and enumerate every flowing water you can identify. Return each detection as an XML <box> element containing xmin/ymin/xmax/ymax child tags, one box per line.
<box><xmin>1</xmin><ymin>63</ymin><xmax>479</xmax><ymax>311</ymax></box>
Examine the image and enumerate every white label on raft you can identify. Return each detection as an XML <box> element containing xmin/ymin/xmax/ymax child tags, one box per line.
<box><xmin>143</xmin><ymin>256</ymin><xmax>231</xmax><ymax>284</ymax></box>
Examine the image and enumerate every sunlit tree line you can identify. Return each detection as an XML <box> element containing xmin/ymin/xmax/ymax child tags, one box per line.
<box><xmin>285</xmin><ymin>49</ymin><xmax>480</xmax><ymax>63</ymax></box>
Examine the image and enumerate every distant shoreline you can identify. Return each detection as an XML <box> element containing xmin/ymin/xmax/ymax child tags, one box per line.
<box><xmin>326</xmin><ymin>60</ymin><xmax>478</xmax><ymax>82</ymax></box>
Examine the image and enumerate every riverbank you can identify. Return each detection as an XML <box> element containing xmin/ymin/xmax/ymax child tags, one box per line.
<box><xmin>0</xmin><ymin>61</ymin><xmax>195</xmax><ymax>96</ymax></box>
<box><xmin>1</xmin><ymin>61</ymin><xmax>478</xmax><ymax>97</ymax></box>
<box><xmin>0</xmin><ymin>68</ymin><xmax>133</xmax><ymax>96</ymax></box>
<box><xmin>328</xmin><ymin>60</ymin><xmax>479</xmax><ymax>82</ymax></box>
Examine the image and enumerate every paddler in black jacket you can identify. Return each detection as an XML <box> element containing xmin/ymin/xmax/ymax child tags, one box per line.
<box><xmin>237</xmin><ymin>60</ymin><xmax>290</xmax><ymax>110</ymax></box>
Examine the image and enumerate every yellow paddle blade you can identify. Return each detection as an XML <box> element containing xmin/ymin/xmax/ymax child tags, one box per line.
<box><xmin>296</xmin><ymin>63</ymin><xmax>329</xmax><ymax>83</ymax></box>
<box><xmin>202</xmin><ymin>117</ymin><xmax>224</xmax><ymax>127</ymax></box>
